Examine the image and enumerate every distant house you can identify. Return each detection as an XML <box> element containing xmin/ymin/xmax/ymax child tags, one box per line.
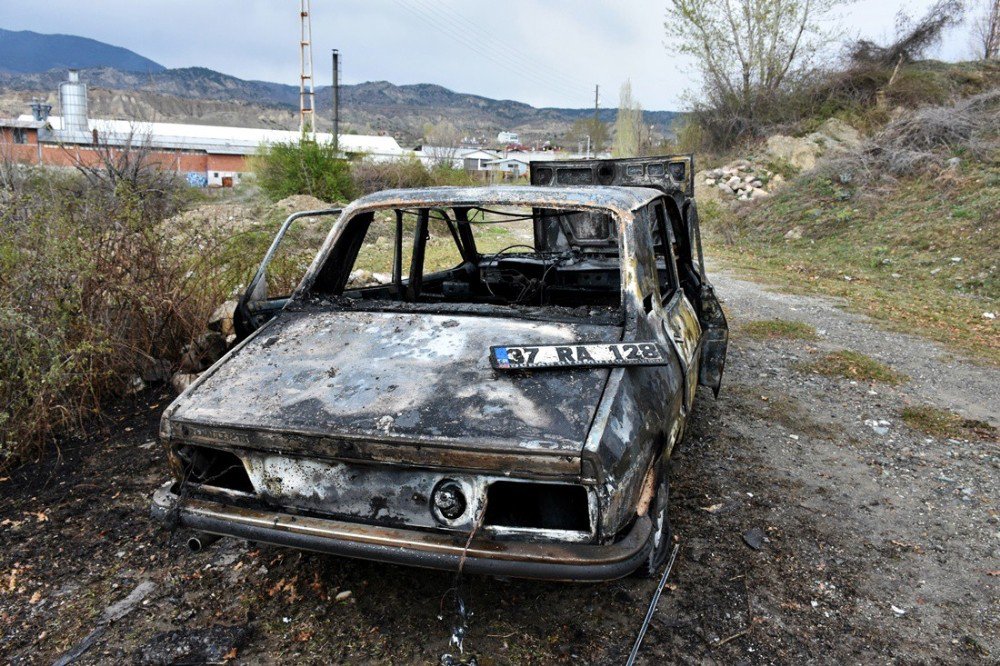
<box><xmin>484</xmin><ymin>157</ymin><xmax>530</xmax><ymax>177</ymax></box>
<box><xmin>496</xmin><ymin>131</ymin><xmax>519</xmax><ymax>144</ymax></box>
<box><xmin>460</xmin><ymin>149</ymin><xmax>501</xmax><ymax>172</ymax></box>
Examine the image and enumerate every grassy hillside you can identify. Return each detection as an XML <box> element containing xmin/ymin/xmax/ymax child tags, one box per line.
<box><xmin>702</xmin><ymin>147</ymin><xmax>998</xmax><ymax>364</ymax></box>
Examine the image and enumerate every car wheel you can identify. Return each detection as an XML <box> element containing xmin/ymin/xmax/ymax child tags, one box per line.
<box><xmin>633</xmin><ymin>472</ymin><xmax>673</xmax><ymax>578</ymax></box>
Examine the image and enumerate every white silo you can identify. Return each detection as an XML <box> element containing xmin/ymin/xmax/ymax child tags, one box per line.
<box><xmin>59</xmin><ymin>70</ymin><xmax>89</xmax><ymax>133</ymax></box>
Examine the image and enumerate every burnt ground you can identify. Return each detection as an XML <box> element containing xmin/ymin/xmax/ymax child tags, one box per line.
<box><xmin>1</xmin><ymin>272</ymin><xmax>998</xmax><ymax>665</ymax></box>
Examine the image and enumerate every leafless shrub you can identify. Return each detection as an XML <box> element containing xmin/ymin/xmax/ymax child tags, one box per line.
<box><xmin>848</xmin><ymin>0</ymin><xmax>966</xmax><ymax>67</ymax></box>
<box><xmin>350</xmin><ymin>156</ymin><xmax>476</xmax><ymax>195</ymax></box>
<box><xmin>0</xmin><ymin>139</ymin><xmax>231</xmax><ymax>468</ymax></box>
<box><xmin>71</xmin><ymin>125</ymin><xmax>187</xmax><ymax>221</ymax></box>
<box><xmin>874</xmin><ymin>89</ymin><xmax>1000</xmax><ymax>166</ymax></box>
<box><xmin>815</xmin><ymin>89</ymin><xmax>1000</xmax><ymax>181</ymax></box>
<box><xmin>350</xmin><ymin>156</ymin><xmax>433</xmax><ymax>194</ymax></box>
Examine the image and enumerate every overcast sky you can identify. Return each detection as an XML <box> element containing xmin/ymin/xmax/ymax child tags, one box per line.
<box><xmin>0</xmin><ymin>0</ymin><xmax>973</xmax><ymax>110</ymax></box>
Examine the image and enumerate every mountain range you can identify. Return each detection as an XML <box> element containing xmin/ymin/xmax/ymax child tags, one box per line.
<box><xmin>0</xmin><ymin>29</ymin><xmax>165</xmax><ymax>74</ymax></box>
<box><xmin>0</xmin><ymin>29</ymin><xmax>679</xmax><ymax>144</ymax></box>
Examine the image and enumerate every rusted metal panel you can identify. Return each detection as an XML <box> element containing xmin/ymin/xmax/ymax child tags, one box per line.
<box><xmin>237</xmin><ymin>451</ymin><xmax>596</xmax><ymax>538</ymax></box>
<box><xmin>152</xmin><ymin>483</ymin><xmax>652</xmax><ymax>581</ymax></box>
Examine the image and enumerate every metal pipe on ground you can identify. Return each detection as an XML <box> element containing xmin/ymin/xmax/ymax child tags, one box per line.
<box><xmin>187</xmin><ymin>532</ymin><xmax>223</xmax><ymax>553</ymax></box>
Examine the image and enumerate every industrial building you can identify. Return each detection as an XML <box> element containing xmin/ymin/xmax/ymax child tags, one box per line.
<box><xmin>0</xmin><ymin>70</ymin><xmax>411</xmax><ymax>186</ymax></box>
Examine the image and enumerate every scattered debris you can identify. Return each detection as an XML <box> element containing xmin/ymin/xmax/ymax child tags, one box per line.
<box><xmin>865</xmin><ymin>419</ymin><xmax>892</xmax><ymax>436</ymax></box>
<box><xmin>52</xmin><ymin>580</ymin><xmax>157</xmax><ymax>666</ymax></box>
<box><xmin>207</xmin><ymin>300</ymin><xmax>238</xmax><ymax>337</ymax></box>
<box><xmin>170</xmin><ymin>372</ymin><xmax>200</xmax><ymax>394</ymax></box>
<box><xmin>742</xmin><ymin>527</ymin><xmax>766</xmax><ymax>550</ymax></box>
<box><xmin>134</xmin><ymin>625</ymin><xmax>250</xmax><ymax>665</ymax></box>
<box><xmin>179</xmin><ymin>331</ymin><xmax>227</xmax><ymax>374</ymax></box>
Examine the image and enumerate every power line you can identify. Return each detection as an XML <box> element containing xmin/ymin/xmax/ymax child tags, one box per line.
<box><xmin>393</xmin><ymin>0</ymin><xmax>582</xmax><ymax>100</ymax></box>
<box><xmin>404</xmin><ymin>0</ymin><xmax>591</xmax><ymax>93</ymax></box>
<box><xmin>390</xmin><ymin>0</ymin><xmax>587</xmax><ymax>103</ymax></box>
<box><xmin>404</xmin><ymin>0</ymin><xmax>588</xmax><ymax>100</ymax></box>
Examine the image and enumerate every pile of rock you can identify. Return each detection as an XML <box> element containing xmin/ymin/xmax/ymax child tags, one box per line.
<box><xmin>694</xmin><ymin>118</ymin><xmax>864</xmax><ymax>204</ymax></box>
<box><xmin>703</xmin><ymin>161</ymin><xmax>784</xmax><ymax>201</ymax></box>
<box><xmin>765</xmin><ymin>118</ymin><xmax>861</xmax><ymax>172</ymax></box>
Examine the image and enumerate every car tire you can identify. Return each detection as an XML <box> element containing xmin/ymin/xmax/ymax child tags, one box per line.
<box><xmin>633</xmin><ymin>471</ymin><xmax>673</xmax><ymax>578</ymax></box>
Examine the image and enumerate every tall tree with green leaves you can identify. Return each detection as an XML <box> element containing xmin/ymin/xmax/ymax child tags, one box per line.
<box><xmin>612</xmin><ymin>79</ymin><xmax>644</xmax><ymax>157</ymax></box>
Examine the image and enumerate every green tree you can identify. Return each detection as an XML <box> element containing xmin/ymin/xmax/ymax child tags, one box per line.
<box><xmin>612</xmin><ymin>79</ymin><xmax>644</xmax><ymax>157</ymax></box>
<box><xmin>252</xmin><ymin>139</ymin><xmax>354</xmax><ymax>202</ymax></box>
<box><xmin>566</xmin><ymin>117</ymin><xmax>610</xmax><ymax>152</ymax></box>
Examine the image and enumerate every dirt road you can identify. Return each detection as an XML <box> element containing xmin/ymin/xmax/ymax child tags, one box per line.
<box><xmin>1</xmin><ymin>272</ymin><xmax>997</xmax><ymax>664</ymax></box>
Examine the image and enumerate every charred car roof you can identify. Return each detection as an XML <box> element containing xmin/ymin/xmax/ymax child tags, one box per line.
<box><xmin>341</xmin><ymin>185</ymin><xmax>665</xmax><ymax>214</ymax></box>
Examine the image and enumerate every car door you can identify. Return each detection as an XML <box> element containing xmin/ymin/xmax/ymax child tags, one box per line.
<box><xmin>233</xmin><ymin>207</ymin><xmax>342</xmax><ymax>340</ymax></box>
<box><xmin>652</xmin><ymin>200</ymin><xmax>702</xmax><ymax>412</ymax></box>
<box><xmin>684</xmin><ymin>202</ymin><xmax>728</xmax><ymax>396</ymax></box>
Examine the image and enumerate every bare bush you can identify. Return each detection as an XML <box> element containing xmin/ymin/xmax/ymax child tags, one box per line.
<box><xmin>351</xmin><ymin>156</ymin><xmax>434</xmax><ymax>194</ymax></box>
<box><xmin>0</xmin><ymin>141</ymin><xmax>230</xmax><ymax>468</ymax></box>
<box><xmin>848</xmin><ymin>0</ymin><xmax>965</xmax><ymax>66</ymax></box>
<box><xmin>814</xmin><ymin>90</ymin><xmax>1000</xmax><ymax>181</ymax></box>
<box><xmin>350</xmin><ymin>156</ymin><xmax>476</xmax><ymax>195</ymax></box>
<box><xmin>72</xmin><ymin>126</ymin><xmax>188</xmax><ymax>222</ymax></box>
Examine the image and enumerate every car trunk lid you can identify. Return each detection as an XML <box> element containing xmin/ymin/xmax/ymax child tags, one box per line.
<box><xmin>168</xmin><ymin>309</ymin><xmax>622</xmax><ymax>476</ymax></box>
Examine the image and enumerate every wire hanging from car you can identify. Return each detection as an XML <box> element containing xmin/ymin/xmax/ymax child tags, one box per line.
<box><xmin>625</xmin><ymin>543</ymin><xmax>680</xmax><ymax>666</ymax></box>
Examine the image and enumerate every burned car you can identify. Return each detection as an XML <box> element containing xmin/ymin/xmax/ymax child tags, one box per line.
<box><xmin>152</xmin><ymin>156</ymin><xmax>727</xmax><ymax>581</ymax></box>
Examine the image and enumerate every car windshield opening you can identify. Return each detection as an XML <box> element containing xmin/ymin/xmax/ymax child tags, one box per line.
<box><xmin>306</xmin><ymin>205</ymin><xmax>623</xmax><ymax>320</ymax></box>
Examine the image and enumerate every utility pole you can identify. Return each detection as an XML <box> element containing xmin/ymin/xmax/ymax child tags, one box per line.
<box><xmin>593</xmin><ymin>84</ymin><xmax>600</xmax><ymax>153</ymax></box>
<box><xmin>332</xmin><ymin>49</ymin><xmax>340</xmax><ymax>152</ymax></box>
<box><xmin>298</xmin><ymin>0</ymin><xmax>316</xmax><ymax>139</ymax></box>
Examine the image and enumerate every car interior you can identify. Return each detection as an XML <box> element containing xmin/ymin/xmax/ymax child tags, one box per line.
<box><xmin>309</xmin><ymin>205</ymin><xmax>627</xmax><ymax>310</ymax></box>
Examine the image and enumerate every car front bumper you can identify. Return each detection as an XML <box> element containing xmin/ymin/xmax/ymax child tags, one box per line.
<box><xmin>151</xmin><ymin>482</ymin><xmax>653</xmax><ymax>582</ymax></box>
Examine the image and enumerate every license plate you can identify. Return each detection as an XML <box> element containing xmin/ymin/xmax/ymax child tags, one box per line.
<box><xmin>490</xmin><ymin>342</ymin><xmax>671</xmax><ymax>370</ymax></box>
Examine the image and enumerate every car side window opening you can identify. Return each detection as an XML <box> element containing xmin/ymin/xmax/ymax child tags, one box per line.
<box><xmin>309</xmin><ymin>205</ymin><xmax>623</xmax><ymax>312</ymax></box>
<box><xmin>258</xmin><ymin>213</ymin><xmax>339</xmax><ymax>301</ymax></box>
<box><xmin>662</xmin><ymin>198</ymin><xmax>701</xmax><ymax>306</ymax></box>
<box><xmin>651</xmin><ymin>202</ymin><xmax>680</xmax><ymax>303</ymax></box>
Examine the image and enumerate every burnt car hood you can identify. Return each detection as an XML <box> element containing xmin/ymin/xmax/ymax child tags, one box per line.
<box><xmin>167</xmin><ymin>309</ymin><xmax>621</xmax><ymax>462</ymax></box>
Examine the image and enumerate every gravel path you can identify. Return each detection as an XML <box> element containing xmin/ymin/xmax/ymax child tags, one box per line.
<box><xmin>713</xmin><ymin>270</ymin><xmax>1000</xmax><ymax>425</ymax></box>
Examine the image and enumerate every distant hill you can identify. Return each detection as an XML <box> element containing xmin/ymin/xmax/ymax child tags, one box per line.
<box><xmin>0</xmin><ymin>29</ymin><xmax>165</xmax><ymax>74</ymax></box>
<box><xmin>0</xmin><ymin>31</ymin><xmax>680</xmax><ymax>144</ymax></box>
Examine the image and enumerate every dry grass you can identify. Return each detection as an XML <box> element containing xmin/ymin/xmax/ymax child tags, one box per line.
<box><xmin>901</xmin><ymin>404</ymin><xmax>997</xmax><ymax>440</ymax></box>
<box><xmin>701</xmin><ymin>159</ymin><xmax>999</xmax><ymax>365</ymax></box>
<box><xmin>801</xmin><ymin>350</ymin><xmax>908</xmax><ymax>384</ymax></box>
<box><xmin>742</xmin><ymin>319</ymin><xmax>818</xmax><ymax>340</ymax></box>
